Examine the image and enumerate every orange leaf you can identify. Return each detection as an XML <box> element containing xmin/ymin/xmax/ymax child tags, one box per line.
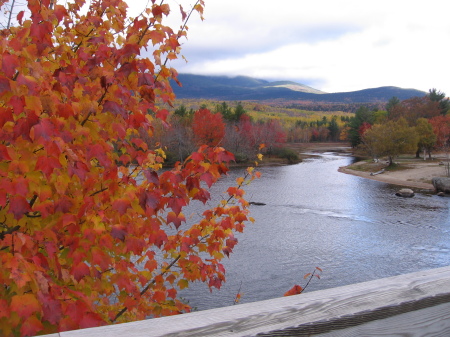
<box><xmin>10</xmin><ymin>294</ymin><xmax>41</xmax><ymax>319</ymax></box>
<box><xmin>284</xmin><ymin>285</ymin><xmax>303</xmax><ymax>297</ymax></box>
<box><xmin>20</xmin><ymin>315</ymin><xmax>44</xmax><ymax>336</ymax></box>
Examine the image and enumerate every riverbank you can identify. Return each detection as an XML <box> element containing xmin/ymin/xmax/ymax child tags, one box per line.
<box><xmin>338</xmin><ymin>160</ymin><xmax>446</xmax><ymax>190</ymax></box>
<box><xmin>290</xmin><ymin>142</ymin><xmax>449</xmax><ymax>191</ymax></box>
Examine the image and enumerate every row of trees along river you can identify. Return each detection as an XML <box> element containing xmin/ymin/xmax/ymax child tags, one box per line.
<box><xmin>148</xmin><ymin>88</ymin><xmax>450</xmax><ymax>169</ymax></box>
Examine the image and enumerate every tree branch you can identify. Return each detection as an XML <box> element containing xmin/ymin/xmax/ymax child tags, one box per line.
<box><xmin>0</xmin><ymin>225</ymin><xmax>20</xmax><ymax>241</ymax></box>
<box><xmin>111</xmin><ymin>254</ymin><xmax>182</xmax><ymax>323</ymax></box>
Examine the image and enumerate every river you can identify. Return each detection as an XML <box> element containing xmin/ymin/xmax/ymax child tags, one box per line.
<box><xmin>178</xmin><ymin>152</ymin><xmax>450</xmax><ymax>311</ymax></box>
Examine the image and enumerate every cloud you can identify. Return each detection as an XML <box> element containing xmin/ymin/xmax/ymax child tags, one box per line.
<box><xmin>138</xmin><ymin>0</ymin><xmax>450</xmax><ymax>95</ymax></box>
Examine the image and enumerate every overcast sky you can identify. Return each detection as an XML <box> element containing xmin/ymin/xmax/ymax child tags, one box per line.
<box><xmin>163</xmin><ymin>0</ymin><xmax>450</xmax><ymax>95</ymax></box>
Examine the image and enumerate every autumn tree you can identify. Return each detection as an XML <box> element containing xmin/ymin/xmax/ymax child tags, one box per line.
<box><xmin>415</xmin><ymin>118</ymin><xmax>437</xmax><ymax>159</ymax></box>
<box><xmin>430</xmin><ymin>116</ymin><xmax>450</xmax><ymax>147</ymax></box>
<box><xmin>0</xmin><ymin>0</ymin><xmax>259</xmax><ymax>335</ymax></box>
<box><xmin>361</xmin><ymin>118</ymin><xmax>419</xmax><ymax>165</ymax></box>
<box><xmin>388</xmin><ymin>96</ymin><xmax>441</xmax><ymax>124</ymax></box>
<box><xmin>192</xmin><ymin>108</ymin><xmax>226</xmax><ymax>146</ymax></box>
<box><xmin>257</xmin><ymin>119</ymin><xmax>286</xmax><ymax>153</ymax></box>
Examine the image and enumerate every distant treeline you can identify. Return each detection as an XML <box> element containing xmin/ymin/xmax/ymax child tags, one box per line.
<box><xmin>285</xmin><ymin>102</ymin><xmax>386</xmax><ymax>113</ymax></box>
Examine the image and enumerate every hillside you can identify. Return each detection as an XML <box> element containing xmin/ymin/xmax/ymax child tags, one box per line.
<box><xmin>171</xmin><ymin>74</ymin><xmax>426</xmax><ymax>103</ymax></box>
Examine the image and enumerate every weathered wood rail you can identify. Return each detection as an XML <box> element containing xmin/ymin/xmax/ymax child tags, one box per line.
<box><xmin>41</xmin><ymin>266</ymin><xmax>450</xmax><ymax>336</ymax></box>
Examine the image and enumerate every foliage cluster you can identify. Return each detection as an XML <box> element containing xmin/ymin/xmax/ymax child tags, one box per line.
<box><xmin>347</xmin><ymin>89</ymin><xmax>450</xmax><ymax>166</ymax></box>
<box><xmin>0</xmin><ymin>0</ymin><xmax>263</xmax><ymax>335</ymax></box>
<box><xmin>150</xmin><ymin>102</ymin><xmax>288</xmax><ymax>164</ymax></box>
<box><xmin>172</xmin><ymin>99</ymin><xmax>353</xmax><ymax>147</ymax></box>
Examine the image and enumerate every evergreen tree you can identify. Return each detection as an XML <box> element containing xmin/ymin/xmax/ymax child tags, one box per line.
<box><xmin>428</xmin><ymin>88</ymin><xmax>450</xmax><ymax>115</ymax></box>
<box><xmin>347</xmin><ymin>106</ymin><xmax>376</xmax><ymax>147</ymax></box>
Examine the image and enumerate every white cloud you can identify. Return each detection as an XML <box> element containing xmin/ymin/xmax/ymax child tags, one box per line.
<box><xmin>168</xmin><ymin>0</ymin><xmax>450</xmax><ymax>95</ymax></box>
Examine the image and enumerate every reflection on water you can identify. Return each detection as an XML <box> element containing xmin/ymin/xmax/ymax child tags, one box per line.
<box><xmin>179</xmin><ymin>153</ymin><xmax>450</xmax><ymax>311</ymax></box>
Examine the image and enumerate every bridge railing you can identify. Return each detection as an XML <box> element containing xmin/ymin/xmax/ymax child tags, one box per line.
<box><xmin>41</xmin><ymin>266</ymin><xmax>450</xmax><ymax>336</ymax></box>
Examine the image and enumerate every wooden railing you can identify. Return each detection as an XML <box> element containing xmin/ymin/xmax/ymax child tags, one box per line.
<box><xmin>41</xmin><ymin>266</ymin><xmax>450</xmax><ymax>336</ymax></box>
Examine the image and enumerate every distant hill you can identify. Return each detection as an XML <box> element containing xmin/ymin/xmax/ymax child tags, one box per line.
<box><xmin>171</xmin><ymin>74</ymin><xmax>426</xmax><ymax>103</ymax></box>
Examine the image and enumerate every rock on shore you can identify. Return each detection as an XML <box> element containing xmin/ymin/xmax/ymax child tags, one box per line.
<box><xmin>432</xmin><ymin>177</ymin><xmax>450</xmax><ymax>194</ymax></box>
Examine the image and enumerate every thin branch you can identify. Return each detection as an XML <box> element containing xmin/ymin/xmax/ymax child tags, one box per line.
<box><xmin>111</xmin><ymin>254</ymin><xmax>182</xmax><ymax>323</ymax></box>
<box><xmin>6</xmin><ymin>0</ymin><xmax>16</xmax><ymax>29</ymax></box>
<box><xmin>154</xmin><ymin>0</ymin><xmax>201</xmax><ymax>83</ymax></box>
<box><xmin>89</xmin><ymin>187</ymin><xmax>108</xmax><ymax>197</ymax></box>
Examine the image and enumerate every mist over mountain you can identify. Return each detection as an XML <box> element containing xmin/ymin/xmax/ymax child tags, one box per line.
<box><xmin>171</xmin><ymin>74</ymin><xmax>426</xmax><ymax>103</ymax></box>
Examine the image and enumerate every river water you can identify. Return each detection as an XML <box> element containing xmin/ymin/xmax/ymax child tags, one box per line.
<box><xmin>178</xmin><ymin>152</ymin><xmax>450</xmax><ymax>311</ymax></box>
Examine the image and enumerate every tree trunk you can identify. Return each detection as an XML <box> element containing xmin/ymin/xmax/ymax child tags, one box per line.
<box><xmin>388</xmin><ymin>156</ymin><xmax>394</xmax><ymax>166</ymax></box>
<box><xmin>415</xmin><ymin>148</ymin><xmax>421</xmax><ymax>158</ymax></box>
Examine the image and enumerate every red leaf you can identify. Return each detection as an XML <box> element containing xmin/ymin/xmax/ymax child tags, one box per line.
<box><xmin>201</xmin><ymin>172</ymin><xmax>214</xmax><ymax>188</ymax></box>
<box><xmin>121</xmin><ymin>44</ymin><xmax>140</xmax><ymax>59</ymax></box>
<box><xmin>72</xmin><ymin>262</ymin><xmax>90</xmax><ymax>282</ymax></box>
<box><xmin>0</xmin><ymin>299</ymin><xmax>10</xmax><ymax>318</ymax></box>
<box><xmin>0</xmin><ymin>107</ymin><xmax>13</xmax><ymax>128</ymax></box>
<box><xmin>33</xmin><ymin>119</ymin><xmax>56</xmax><ymax>141</ymax></box>
<box><xmin>112</xmin><ymin>198</ymin><xmax>131</xmax><ymax>215</ymax></box>
<box><xmin>10</xmin><ymin>294</ymin><xmax>40</xmax><ymax>318</ymax></box>
<box><xmin>38</xmin><ymin>294</ymin><xmax>62</xmax><ymax>325</ymax></box>
<box><xmin>144</xmin><ymin>169</ymin><xmax>159</xmax><ymax>185</ymax></box>
<box><xmin>168</xmin><ymin>197</ymin><xmax>186</xmax><ymax>215</ymax></box>
<box><xmin>139</xmin><ymin>191</ymin><xmax>159</xmax><ymax>215</ymax></box>
<box><xmin>9</xmin><ymin>195</ymin><xmax>31</xmax><ymax>219</ymax></box>
<box><xmin>35</xmin><ymin>155</ymin><xmax>62</xmax><ymax>178</ymax></box>
<box><xmin>152</xmin><ymin>5</ymin><xmax>163</xmax><ymax>17</ymax></box>
<box><xmin>0</xmin><ymin>76</ymin><xmax>11</xmax><ymax>95</ymax></box>
<box><xmin>86</xmin><ymin>144</ymin><xmax>111</xmax><ymax>167</ymax></box>
<box><xmin>0</xmin><ymin>144</ymin><xmax>11</xmax><ymax>160</ymax></box>
<box><xmin>167</xmin><ymin>211</ymin><xmax>185</xmax><ymax>229</ymax></box>
<box><xmin>53</xmin><ymin>5</ymin><xmax>68</xmax><ymax>23</ymax></box>
<box><xmin>156</xmin><ymin>108</ymin><xmax>169</xmax><ymax>121</ymax></box>
<box><xmin>54</xmin><ymin>196</ymin><xmax>73</xmax><ymax>213</ymax></box>
<box><xmin>69</xmin><ymin>161</ymin><xmax>89</xmax><ymax>181</ymax></box>
<box><xmin>179</xmin><ymin>5</ymin><xmax>187</xmax><ymax>21</ymax></box>
<box><xmin>152</xmin><ymin>290</ymin><xmax>166</xmax><ymax>303</ymax></box>
<box><xmin>2</xmin><ymin>53</ymin><xmax>19</xmax><ymax>78</ymax></box>
<box><xmin>218</xmin><ymin>150</ymin><xmax>235</xmax><ymax>163</ymax></box>
<box><xmin>284</xmin><ymin>285</ymin><xmax>303</xmax><ymax>297</ymax></box>
<box><xmin>13</xmin><ymin>112</ymin><xmax>39</xmax><ymax>141</ymax></box>
<box><xmin>79</xmin><ymin>312</ymin><xmax>105</xmax><ymax>329</ymax></box>
<box><xmin>168</xmin><ymin>288</ymin><xmax>177</xmax><ymax>299</ymax></box>
<box><xmin>9</xmin><ymin>96</ymin><xmax>25</xmax><ymax>115</ymax></box>
<box><xmin>111</xmin><ymin>225</ymin><xmax>127</xmax><ymax>241</ymax></box>
<box><xmin>102</xmin><ymin>100</ymin><xmax>127</xmax><ymax>118</ymax></box>
<box><xmin>17</xmin><ymin>11</ymin><xmax>25</xmax><ymax>24</ymax></box>
<box><xmin>30</xmin><ymin>21</ymin><xmax>53</xmax><ymax>52</ymax></box>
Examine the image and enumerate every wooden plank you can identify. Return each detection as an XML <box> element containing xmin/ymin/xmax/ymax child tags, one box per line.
<box><xmin>316</xmin><ymin>302</ymin><xmax>450</xmax><ymax>337</ymax></box>
<box><xmin>56</xmin><ymin>266</ymin><xmax>450</xmax><ymax>337</ymax></box>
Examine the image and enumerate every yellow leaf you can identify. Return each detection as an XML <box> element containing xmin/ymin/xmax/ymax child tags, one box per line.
<box><xmin>178</xmin><ymin>279</ymin><xmax>189</xmax><ymax>289</ymax></box>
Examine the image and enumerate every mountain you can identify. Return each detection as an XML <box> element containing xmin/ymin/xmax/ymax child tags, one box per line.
<box><xmin>171</xmin><ymin>74</ymin><xmax>426</xmax><ymax>103</ymax></box>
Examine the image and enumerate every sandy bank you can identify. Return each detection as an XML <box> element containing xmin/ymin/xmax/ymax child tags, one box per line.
<box><xmin>338</xmin><ymin>163</ymin><xmax>441</xmax><ymax>190</ymax></box>
<box><xmin>294</xmin><ymin>143</ymin><xmax>449</xmax><ymax>191</ymax></box>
